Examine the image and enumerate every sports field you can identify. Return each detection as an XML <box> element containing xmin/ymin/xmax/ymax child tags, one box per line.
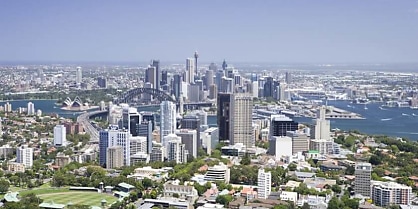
<box><xmin>38</xmin><ymin>191</ymin><xmax>118</xmax><ymax>206</ymax></box>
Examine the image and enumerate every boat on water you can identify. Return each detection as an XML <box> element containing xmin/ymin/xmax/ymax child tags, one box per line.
<box><xmin>364</xmin><ymin>104</ymin><xmax>368</xmax><ymax>110</ymax></box>
<box><xmin>381</xmin><ymin>118</ymin><xmax>392</xmax><ymax>121</ymax></box>
<box><xmin>411</xmin><ymin>106</ymin><xmax>418</xmax><ymax>109</ymax></box>
<box><xmin>413</xmin><ymin>113</ymin><xmax>418</xmax><ymax>116</ymax></box>
<box><xmin>402</xmin><ymin>113</ymin><xmax>409</xmax><ymax>116</ymax></box>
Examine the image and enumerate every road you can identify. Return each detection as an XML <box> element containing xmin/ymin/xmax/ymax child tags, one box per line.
<box><xmin>76</xmin><ymin>110</ymin><xmax>107</xmax><ymax>142</ymax></box>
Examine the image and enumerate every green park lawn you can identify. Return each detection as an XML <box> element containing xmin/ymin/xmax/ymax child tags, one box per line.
<box><xmin>5</xmin><ymin>187</ymin><xmax>118</xmax><ymax>207</ymax></box>
<box><xmin>38</xmin><ymin>191</ymin><xmax>118</xmax><ymax>207</ymax></box>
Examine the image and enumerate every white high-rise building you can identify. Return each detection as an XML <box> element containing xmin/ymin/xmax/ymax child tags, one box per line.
<box><xmin>99</xmin><ymin>126</ymin><xmax>131</xmax><ymax>166</ymax></box>
<box><xmin>230</xmin><ymin>94</ymin><xmax>254</xmax><ymax>148</ymax></box>
<box><xmin>311</xmin><ymin>106</ymin><xmax>330</xmax><ymax>140</ymax></box>
<box><xmin>27</xmin><ymin>102</ymin><xmax>35</xmax><ymax>116</ymax></box>
<box><xmin>165</xmin><ymin>134</ymin><xmax>187</xmax><ymax>163</ymax></box>
<box><xmin>130</xmin><ymin>136</ymin><xmax>147</xmax><ymax>155</ymax></box>
<box><xmin>53</xmin><ymin>125</ymin><xmax>67</xmax><ymax>146</ymax></box>
<box><xmin>258</xmin><ymin>169</ymin><xmax>272</xmax><ymax>199</ymax></box>
<box><xmin>76</xmin><ymin>67</ymin><xmax>82</xmax><ymax>84</ymax></box>
<box><xmin>175</xmin><ymin>129</ymin><xmax>197</xmax><ymax>158</ymax></box>
<box><xmin>16</xmin><ymin>145</ymin><xmax>33</xmax><ymax>168</ymax></box>
<box><xmin>160</xmin><ymin>101</ymin><xmax>177</xmax><ymax>146</ymax></box>
<box><xmin>186</xmin><ymin>58</ymin><xmax>195</xmax><ymax>84</ymax></box>
<box><xmin>4</xmin><ymin>102</ymin><xmax>12</xmax><ymax>112</ymax></box>
<box><xmin>0</xmin><ymin>117</ymin><xmax>3</xmax><ymax>136</ymax></box>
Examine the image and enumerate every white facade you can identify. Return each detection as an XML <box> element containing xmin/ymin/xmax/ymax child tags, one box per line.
<box><xmin>269</xmin><ymin>136</ymin><xmax>292</xmax><ymax>159</ymax></box>
<box><xmin>175</xmin><ymin>129</ymin><xmax>197</xmax><ymax>158</ymax></box>
<box><xmin>230</xmin><ymin>94</ymin><xmax>254</xmax><ymax>148</ymax></box>
<box><xmin>16</xmin><ymin>145</ymin><xmax>33</xmax><ymax>168</ymax></box>
<box><xmin>53</xmin><ymin>125</ymin><xmax>67</xmax><ymax>146</ymax></box>
<box><xmin>130</xmin><ymin>136</ymin><xmax>147</xmax><ymax>155</ymax></box>
<box><xmin>27</xmin><ymin>102</ymin><xmax>35</xmax><ymax>115</ymax></box>
<box><xmin>107</xmin><ymin>128</ymin><xmax>131</xmax><ymax>166</ymax></box>
<box><xmin>371</xmin><ymin>181</ymin><xmax>412</xmax><ymax>207</ymax></box>
<box><xmin>312</xmin><ymin>106</ymin><xmax>330</xmax><ymax>140</ymax></box>
<box><xmin>204</xmin><ymin>163</ymin><xmax>230</xmax><ymax>183</ymax></box>
<box><xmin>251</xmin><ymin>81</ymin><xmax>259</xmax><ymax>98</ymax></box>
<box><xmin>186</xmin><ymin>58</ymin><xmax>195</xmax><ymax>84</ymax></box>
<box><xmin>76</xmin><ymin>66</ymin><xmax>82</xmax><ymax>84</ymax></box>
<box><xmin>160</xmin><ymin>101</ymin><xmax>177</xmax><ymax>146</ymax></box>
<box><xmin>258</xmin><ymin>169</ymin><xmax>272</xmax><ymax>199</ymax></box>
<box><xmin>280</xmin><ymin>191</ymin><xmax>298</xmax><ymax>203</ymax></box>
<box><xmin>166</xmin><ymin>135</ymin><xmax>187</xmax><ymax>164</ymax></box>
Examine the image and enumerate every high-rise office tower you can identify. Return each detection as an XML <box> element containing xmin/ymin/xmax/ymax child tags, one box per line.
<box><xmin>186</xmin><ymin>58</ymin><xmax>195</xmax><ymax>84</ymax></box>
<box><xmin>354</xmin><ymin>162</ymin><xmax>372</xmax><ymax>197</ymax></box>
<box><xmin>230</xmin><ymin>94</ymin><xmax>254</xmax><ymax>148</ymax></box>
<box><xmin>76</xmin><ymin>67</ymin><xmax>82</xmax><ymax>85</ymax></box>
<box><xmin>0</xmin><ymin>117</ymin><xmax>3</xmax><ymax>136</ymax></box>
<box><xmin>215</xmin><ymin>70</ymin><xmax>224</xmax><ymax>91</ymax></box>
<box><xmin>16</xmin><ymin>145</ymin><xmax>33</xmax><ymax>168</ymax></box>
<box><xmin>221</xmin><ymin>77</ymin><xmax>234</xmax><ymax>93</ymax></box>
<box><xmin>194</xmin><ymin>51</ymin><xmax>199</xmax><ymax>80</ymax></box>
<box><xmin>257</xmin><ymin>169</ymin><xmax>272</xmax><ymax>199</ymax></box>
<box><xmin>222</xmin><ymin>59</ymin><xmax>228</xmax><ymax>71</ymax></box>
<box><xmin>166</xmin><ymin>135</ymin><xmax>187</xmax><ymax>163</ymax></box>
<box><xmin>53</xmin><ymin>125</ymin><xmax>67</xmax><ymax>146</ymax></box>
<box><xmin>172</xmin><ymin>74</ymin><xmax>182</xmax><ymax>101</ymax></box>
<box><xmin>269</xmin><ymin>115</ymin><xmax>299</xmax><ymax>137</ymax></box>
<box><xmin>285</xmin><ymin>72</ymin><xmax>292</xmax><ymax>84</ymax></box>
<box><xmin>4</xmin><ymin>102</ymin><xmax>12</xmax><ymax>112</ymax></box>
<box><xmin>209</xmin><ymin>84</ymin><xmax>218</xmax><ymax>100</ymax></box>
<box><xmin>99</xmin><ymin>126</ymin><xmax>131</xmax><ymax>167</ymax></box>
<box><xmin>27</xmin><ymin>102</ymin><xmax>35</xmax><ymax>116</ymax></box>
<box><xmin>217</xmin><ymin>93</ymin><xmax>233</xmax><ymax>142</ymax></box>
<box><xmin>152</xmin><ymin>60</ymin><xmax>160</xmax><ymax>90</ymax></box>
<box><xmin>205</xmin><ymin>70</ymin><xmax>214</xmax><ymax>90</ymax></box>
<box><xmin>180</xmin><ymin>115</ymin><xmax>201</xmax><ymax>149</ymax></box>
<box><xmin>311</xmin><ymin>106</ymin><xmax>330</xmax><ymax>140</ymax></box>
<box><xmin>188</xmin><ymin>84</ymin><xmax>201</xmax><ymax>102</ymax></box>
<box><xmin>160</xmin><ymin>101</ymin><xmax>177</xmax><ymax>146</ymax></box>
<box><xmin>146</xmin><ymin>66</ymin><xmax>157</xmax><ymax>90</ymax></box>
<box><xmin>138</xmin><ymin>121</ymin><xmax>153</xmax><ymax>154</ymax></box>
<box><xmin>263</xmin><ymin>77</ymin><xmax>276</xmax><ymax>98</ymax></box>
<box><xmin>106</xmin><ymin>146</ymin><xmax>124</xmax><ymax>169</ymax></box>
<box><xmin>176</xmin><ymin>129</ymin><xmax>198</xmax><ymax>159</ymax></box>
<box><xmin>150</xmin><ymin>145</ymin><xmax>164</xmax><ymax>162</ymax></box>
<box><xmin>130</xmin><ymin>136</ymin><xmax>147</xmax><ymax>155</ymax></box>
<box><xmin>161</xmin><ymin>70</ymin><xmax>168</xmax><ymax>87</ymax></box>
<box><xmin>97</xmin><ymin>77</ymin><xmax>107</xmax><ymax>88</ymax></box>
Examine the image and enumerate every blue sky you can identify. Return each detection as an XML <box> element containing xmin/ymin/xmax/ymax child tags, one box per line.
<box><xmin>0</xmin><ymin>0</ymin><xmax>417</xmax><ymax>63</ymax></box>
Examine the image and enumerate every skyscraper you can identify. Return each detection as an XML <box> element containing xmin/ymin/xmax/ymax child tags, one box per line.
<box><xmin>180</xmin><ymin>115</ymin><xmax>201</xmax><ymax>152</ymax></box>
<box><xmin>217</xmin><ymin>93</ymin><xmax>233</xmax><ymax>142</ymax></box>
<box><xmin>311</xmin><ymin>106</ymin><xmax>331</xmax><ymax>140</ymax></box>
<box><xmin>152</xmin><ymin>60</ymin><xmax>160</xmax><ymax>90</ymax></box>
<box><xmin>16</xmin><ymin>145</ymin><xmax>33</xmax><ymax>168</ymax></box>
<box><xmin>146</xmin><ymin>66</ymin><xmax>157</xmax><ymax>90</ymax></box>
<box><xmin>230</xmin><ymin>94</ymin><xmax>254</xmax><ymax>148</ymax></box>
<box><xmin>172</xmin><ymin>74</ymin><xmax>182</xmax><ymax>101</ymax></box>
<box><xmin>354</xmin><ymin>162</ymin><xmax>372</xmax><ymax>197</ymax></box>
<box><xmin>258</xmin><ymin>169</ymin><xmax>272</xmax><ymax>199</ymax></box>
<box><xmin>99</xmin><ymin>126</ymin><xmax>131</xmax><ymax>167</ymax></box>
<box><xmin>285</xmin><ymin>72</ymin><xmax>292</xmax><ymax>84</ymax></box>
<box><xmin>186</xmin><ymin>58</ymin><xmax>195</xmax><ymax>84</ymax></box>
<box><xmin>76</xmin><ymin>67</ymin><xmax>82</xmax><ymax>85</ymax></box>
<box><xmin>53</xmin><ymin>125</ymin><xmax>67</xmax><ymax>146</ymax></box>
<box><xmin>161</xmin><ymin>71</ymin><xmax>169</xmax><ymax>91</ymax></box>
<box><xmin>194</xmin><ymin>51</ymin><xmax>199</xmax><ymax>80</ymax></box>
<box><xmin>176</xmin><ymin>129</ymin><xmax>198</xmax><ymax>159</ymax></box>
<box><xmin>205</xmin><ymin>69</ymin><xmax>214</xmax><ymax>90</ymax></box>
<box><xmin>269</xmin><ymin>115</ymin><xmax>298</xmax><ymax>137</ymax></box>
<box><xmin>27</xmin><ymin>102</ymin><xmax>35</xmax><ymax>116</ymax></box>
<box><xmin>160</xmin><ymin>101</ymin><xmax>177</xmax><ymax>146</ymax></box>
<box><xmin>106</xmin><ymin>146</ymin><xmax>124</xmax><ymax>169</ymax></box>
<box><xmin>166</xmin><ymin>135</ymin><xmax>187</xmax><ymax>164</ymax></box>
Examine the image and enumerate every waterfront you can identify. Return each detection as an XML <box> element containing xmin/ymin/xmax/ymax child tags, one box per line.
<box><xmin>3</xmin><ymin>99</ymin><xmax>418</xmax><ymax>140</ymax></box>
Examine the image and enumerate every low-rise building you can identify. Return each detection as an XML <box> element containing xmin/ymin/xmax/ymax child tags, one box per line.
<box><xmin>163</xmin><ymin>181</ymin><xmax>198</xmax><ymax>202</ymax></box>
<box><xmin>203</xmin><ymin>163</ymin><xmax>230</xmax><ymax>183</ymax></box>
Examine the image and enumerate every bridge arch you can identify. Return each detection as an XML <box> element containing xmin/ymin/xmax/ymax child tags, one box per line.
<box><xmin>114</xmin><ymin>88</ymin><xmax>177</xmax><ymax>104</ymax></box>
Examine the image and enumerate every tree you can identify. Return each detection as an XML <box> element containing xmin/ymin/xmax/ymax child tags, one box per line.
<box><xmin>301</xmin><ymin>203</ymin><xmax>310</xmax><ymax>209</ymax></box>
<box><xmin>287</xmin><ymin>163</ymin><xmax>297</xmax><ymax>171</ymax></box>
<box><xmin>241</xmin><ymin>154</ymin><xmax>251</xmax><ymax>165</ymax></box>
<box><xmin>331</xmin><ymin>184</ymin><xmax>341</xmax><ymax>194</ymax></box>
<box><xmin>327</xmin><ymin>197</ymin><xmax>343</xmax><ymax>209</ymax></box>
<box><xmin>216</xmin><ymin>194</ymin><xmax>233</xmax><ymax>206</ymax></box>
<box><xmin>369</xmin><ymin>155</ymin><xmax>382</xmax><ymax>165</ymax></box>
<box><xmin>0</xmin><ymin>179</ymin><xmax>10</xmax><ymax>193</ymax></box>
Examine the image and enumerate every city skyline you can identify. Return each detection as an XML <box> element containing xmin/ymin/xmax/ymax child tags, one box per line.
<box><xmin>1</xmin><ymin>0</ymin><xmax>417</xmax><ymax>63</ymax></box>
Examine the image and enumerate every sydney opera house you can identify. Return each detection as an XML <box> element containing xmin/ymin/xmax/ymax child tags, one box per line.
<box><xmin>61</xmin><ymin>96</ymin><xmax>92</xmax><ymax>111</ymax></box>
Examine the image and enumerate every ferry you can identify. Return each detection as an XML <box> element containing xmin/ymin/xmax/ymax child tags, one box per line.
<box><xmin>381</xmin><ymin>118</ymin><xmax>392</xmax><ymax>121</ymax></box>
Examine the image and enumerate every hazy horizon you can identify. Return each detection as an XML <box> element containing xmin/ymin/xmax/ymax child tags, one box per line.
<box><xmin>1</xmin><ymin>0</ymin><xmax>417</xmax><ymax>63</ymax></box>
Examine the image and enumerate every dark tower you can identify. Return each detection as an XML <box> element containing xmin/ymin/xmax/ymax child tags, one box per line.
<box><xmin>217</xmin><ymin>93</ymin><xmax>232</xmax><ymax>142</ymax></box>
<box><xmin>222</xmin><ymin>59</ymin><xmax>228</xmax><ymax>71</ymax></box>
<box><xmin>194</xmin><ymin>51</ymin><xmax>199</xmax><ymax>81</ymax></box>
<box><xmin>152</xmin><ymin>60</ymin><xmax>160</xmax><ymax>90</ymax></box>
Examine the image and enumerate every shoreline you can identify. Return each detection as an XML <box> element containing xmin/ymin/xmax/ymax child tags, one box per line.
<box><xmin>0</xmin><ymin>99</ymin><xmax>59</xmax><ymax>102</ymax></box>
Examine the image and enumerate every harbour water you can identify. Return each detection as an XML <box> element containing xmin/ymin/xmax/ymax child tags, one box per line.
<box><xmin>2</xmin><ymin>99</ymin><xmax>418</xmax><ymax>140</ymax></box>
